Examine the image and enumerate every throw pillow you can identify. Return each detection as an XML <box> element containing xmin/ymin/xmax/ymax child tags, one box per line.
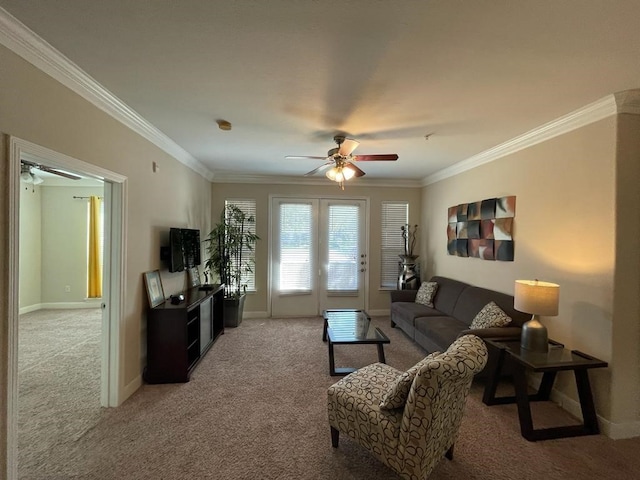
<box><xmin>470</xmin><ymin>301</ymin><xmax>513</xmax><ymax>329</ymax></box>
<box><xmin>379</xmin><ymin>351</ymin><xmax>442</xmax><ymax>410</ymax></box>
<box><xmin>415</xmin><ymin>281</ymin><xmax>438</xmax><ymax>308</ymax></box>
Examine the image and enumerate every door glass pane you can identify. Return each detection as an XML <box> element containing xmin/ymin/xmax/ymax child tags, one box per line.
<box><xmin>327</xmin><ymin>204</ymin><xmax>359</xmax><ymax>292</ymax></box>
<box><xmin>279</xmin><ymin>203</ymin><xmax>312</xmax><ymax>291</ymax></box>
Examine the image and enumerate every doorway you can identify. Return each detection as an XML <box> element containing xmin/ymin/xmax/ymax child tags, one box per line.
<box><xmin>6</xmin><ymin>136</ymin><xmax>126</xmax><ymax>478</ymax></box>
<box><xmin>270</xmin><ymin>196</ymin><xmax>368</xmax><ymax>316</ymax></box>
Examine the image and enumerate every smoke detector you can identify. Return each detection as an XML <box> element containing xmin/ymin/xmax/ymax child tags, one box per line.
<box><xmin>216</xmin><ymin>119</ymin><xmax>232</xmax><ymax>131</ymax></box>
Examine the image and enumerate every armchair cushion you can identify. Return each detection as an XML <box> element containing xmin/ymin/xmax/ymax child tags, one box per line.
<box><xmin>327</xmin><ymin>363</ymin><xmax>405</xmax><ymax>460</ymax></box>
<box><xmin>379</xmin><ymin>351</ymin><xmax>442</xmax><ymax>410</ymax></box>
<box><xmin>470</xmin><ymin>301</ymin><xmax>513</xmax><ymax>329</ymax></box>
<box><xmin>415</xmin><ymin>281</ymin><xmax>438</xmax><ymax>308</ymax></box>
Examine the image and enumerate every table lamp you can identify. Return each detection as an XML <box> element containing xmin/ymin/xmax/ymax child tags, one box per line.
<box><xmin>514</xmin><ymin>280</ymin><xmax>560</xmax><ymax>353</ymax></box>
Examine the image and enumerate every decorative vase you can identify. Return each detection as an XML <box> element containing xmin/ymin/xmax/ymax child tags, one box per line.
<box><xmin>398</xmin><ymin>254</ymin><xmax>420</xmax><ymax>290</ymax></box>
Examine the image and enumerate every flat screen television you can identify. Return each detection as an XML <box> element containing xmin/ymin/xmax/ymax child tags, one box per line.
<box><xmin>162</xmin><ymin>228</ymin><xmax>201</xmax><ymax>273</ymax></box>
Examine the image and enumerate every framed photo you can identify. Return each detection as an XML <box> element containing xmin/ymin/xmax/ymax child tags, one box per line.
<box><xmin>144</xmin><ymin>270</ymin><xmax>165</xmax><ymax>308</ymax></box>
<box><xmin>188</xmin><ymin>266</ymin><xmax>201</xmax><ymax>287</ymax></box>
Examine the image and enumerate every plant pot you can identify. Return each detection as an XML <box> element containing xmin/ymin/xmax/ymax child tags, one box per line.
<box><xmin>223</xmin><ymin>294</ymin><xmax>246</xmax><ymax>328</ymax></box>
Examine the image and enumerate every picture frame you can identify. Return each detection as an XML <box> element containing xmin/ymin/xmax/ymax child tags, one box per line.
<box><xmin>188</xmin><ymin>266</ymin><xmax>201</xmax><ymax>287</ymax></box>
<box><xmin>143</xmin><ymin>270</ymin><xmax>165</xmax><ymax>308</ymax></box>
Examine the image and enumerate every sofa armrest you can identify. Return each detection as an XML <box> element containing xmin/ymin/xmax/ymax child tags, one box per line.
<box><xmin>458</xmin><ymin>326</ymin><xmax>522</xmax><ymax>340</ymax></box>
<box><xmin>390</xmin><ymin>290</ymin><xmax>418</xmax><ymax>303</ymax></box>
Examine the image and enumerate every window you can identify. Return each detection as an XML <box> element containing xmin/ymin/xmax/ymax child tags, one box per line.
<box><xmin>225</xmin><ymin>199</ymin><xmax>257</xmax><ymax>291</ymax></box>
<box><xmin>327</xmin><ymin>203</ymin><xmax>359</xmax><ymax>293</ymax></box>
<box><xmin>278</xmin><ymin>202</ymin><xmax>312</xmax><ymax>292</ymax></box>
<box><xmin>380</xmin><ymin>202</ymin><xmax>408</xmax><ymax>288</ymax></box>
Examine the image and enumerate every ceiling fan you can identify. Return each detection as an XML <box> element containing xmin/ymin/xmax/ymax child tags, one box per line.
<box><xmin>20</xmin><ymin>159</ymin><xmax>82</xmax><ymax>183</ymax></box>
<box><xmin>286</xmin><ymin>135</ymin><xmax>398</xmax><ymax>189</ymax></box>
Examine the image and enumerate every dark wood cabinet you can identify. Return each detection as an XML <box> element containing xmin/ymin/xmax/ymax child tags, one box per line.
<box><xmin>144</xmin><ymin>284</ymin><xmax>224</xmax><ymax>383</ymax></box>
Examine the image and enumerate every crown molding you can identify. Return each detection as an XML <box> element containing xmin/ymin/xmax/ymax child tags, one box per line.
<box><xmin>212</xmin><ymin>173</ymin><xmax>423</xmax><ymax>188</ymax></box>
<box><xmin>422</xmin><ymin>91</ymin><xmax>640</xmax><ymax>186</ymax></box>
<box><xmin>0</xmin><ymin>7</ymin><xmax>214</xmax><ymax>182</ymax></box>
<box><xmin>614</xmin><ymin>89</ymin><xmax>640</xmax><ymax>115</ymax></box>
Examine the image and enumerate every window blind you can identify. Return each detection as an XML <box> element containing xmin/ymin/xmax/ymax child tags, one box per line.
<box><xmin>278</xmin><ymin>202</ymin><xmax>312</xmax><ymax>291</ymax></box>
<box><xmin>380</xmin><ymin>202</ymin><xmax>408</xmax><ymax>288</ymax></box>
<box><xmin>327</xmin><ymin>203</ymin><xmax>359</xmax><ymax>293</ymax></box>
<box><xmin>225</xmin><ymin>198</ymin><xmax>257</xmax><ymax>291</ymax></box>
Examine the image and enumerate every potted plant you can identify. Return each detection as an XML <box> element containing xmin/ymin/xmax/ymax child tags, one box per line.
<box><xmin>204</xmin><ymin>204</ymin><xmax>260</xmax><ymax>327</ymax></box>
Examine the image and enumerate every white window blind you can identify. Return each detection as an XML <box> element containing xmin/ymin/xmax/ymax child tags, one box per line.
<box><xmin>278</xmin><ymin>203</ymin><xmax>312</xmax><ymax>292</ymax></box>
<box><xmin>380</xmin><ymin>202</ymin><xmax>408</xmax><ymax>288</ymax></box>
<box><xmin>327</xmin><ymin>203</ymin><xmax>359</xmax><ymax>293</ymax></box>
<box><xmin>225</xmin><ymin>199</ymin><xmax>257</xmax><ymax>291</ymax></box>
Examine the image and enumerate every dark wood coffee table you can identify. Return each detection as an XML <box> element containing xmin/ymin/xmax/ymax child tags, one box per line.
<box><xmin>322</xmin><ymin>309</ymin><xmax>390</xmax><ymax>376</ymax></box>
<box><xmin>483</xmin><ymin>338</ymin><xmax>608</xmax><ymax>441</ymax></box>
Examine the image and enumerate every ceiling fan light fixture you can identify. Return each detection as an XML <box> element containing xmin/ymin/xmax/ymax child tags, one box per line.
<box><xmin>32</xmin><ymin>173</ymin><xmax>44</xmax><ymax>185</ymax></box>
<box><xmin>20</xmin><ymin>171</ymin><xmax>33</xmax><ymax>183</ymax></box>
<box><xmin>325</xmin><ymin>167</ymin><xmax>338</xmax><ymax>181</ymax></box>
<box><xmin>342</xmin><ymin>165</ymin><xmax>356</xmax><ymax>180</ymax></box>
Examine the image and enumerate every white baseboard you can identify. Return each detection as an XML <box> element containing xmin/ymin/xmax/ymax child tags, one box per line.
<box><xmin>19</xmin><ymin>303</ymin><xmax>43</xmax><ymax>314</ymax></box>
<box><xmin>120</xmin><ymin>375</ymin><xmax>142</xmax><ymax>406</ymax></box>
<box><xmin>243</xmin><ymin>311</ymin><xmax>269</xmax><ymax>319</ymax></box>
<box><xmin>19</xmin><ymin>300</ymin><xmax>102</xmax><ymax>314</ymax></box>
<box><xmin>367</xmin><ymin>309</ymin><xmax>390</xmax><ymax>317</ymax></box>
<box><xmin>548</xmin><ymin>383</ymin><xmax>640</xmax><ymax>439</ymax></box>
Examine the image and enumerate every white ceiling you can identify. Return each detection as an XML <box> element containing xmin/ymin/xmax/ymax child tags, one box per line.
<box><xmin>2</xmin><ymin>1</ymin><xmax>640</xmax><ymax>184</ymax></box>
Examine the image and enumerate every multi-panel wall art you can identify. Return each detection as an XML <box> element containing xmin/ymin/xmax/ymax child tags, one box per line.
<box><xmin>447</xmin><ymin>196</ymin><xmax>516</xmax><ymax>261</ymax></box>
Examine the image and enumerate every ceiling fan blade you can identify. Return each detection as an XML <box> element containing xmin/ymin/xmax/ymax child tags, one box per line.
<box><xmin>338</xmin><ymin>138</ymin><xmax>359</xmax><ymax>156</ymax></box>
<box><xmin>352</xmin><ymin>154</ymin><xmax>398</xmax><ymax>161</ymax></box>
<box><xmin>344</xmin><ymin>162</ymin><xmax>366</xmax><ymax>178</ymax></box>
<box><xmin>304</xmin><ymin>162</ymin><xmax>334</xmax><ymax>176</ymax></box>
<box><xmin>39</xmin><ymin>165</ymin><xmax>82</xmax><ymax>180</ymax></box>
<box><xmin>286</xmin><ymin>155</ymin><xmax>327</xmax><ymax>160</ymax></box>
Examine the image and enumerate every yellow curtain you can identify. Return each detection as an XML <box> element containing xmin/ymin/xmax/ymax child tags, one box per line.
<box><xmin>88</xmin><ymin>196</ymin><xmax>103</xmax><ymax>298</ymax></box>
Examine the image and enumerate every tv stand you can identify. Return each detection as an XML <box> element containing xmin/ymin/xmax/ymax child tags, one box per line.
<box><xmin>144</xmin><ymin>284</ymin><xmax>224</xmax><ymax>383</ymax></box>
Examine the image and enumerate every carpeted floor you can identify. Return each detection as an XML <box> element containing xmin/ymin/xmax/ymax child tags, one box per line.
<box><xmin>16</xmin><ymin>315</ymin><xmax>640</xmax><ymax>479</ymax></box>
<box><xmin>18</xmin><ymin>308</ymin><xmax>103</xmax><ymax>479</ymax></box>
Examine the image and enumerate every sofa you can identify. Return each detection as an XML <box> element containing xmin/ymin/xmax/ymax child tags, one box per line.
<box><xmin>390</xmin><ymin>276</ymin><xmax>530</xmax><ymax>358</ymax></box>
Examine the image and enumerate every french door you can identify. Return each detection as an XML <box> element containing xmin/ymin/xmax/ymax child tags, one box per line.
<box><xmin>270</xmin><ymin>197</ymin><xmax>367</xmax><ymax>317</ymax></box>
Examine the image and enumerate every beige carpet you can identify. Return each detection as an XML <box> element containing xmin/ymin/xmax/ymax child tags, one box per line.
<box><xmin>18</xmin><ymin>308</ymin><xmax>103</xmax><ymax>479</ymax></box>
<box><xmin>17</xmin><ymin>315</ymin><xmax>640</xmax><ymax>479</ymax></box>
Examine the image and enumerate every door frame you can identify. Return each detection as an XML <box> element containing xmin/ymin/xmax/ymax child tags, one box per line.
<box><xmin>5</xmin><ymin>136</ymin><xmax>127</xmax><ymax>478</ymax></box>
<box><xmin>268</xmin><ymin>194</ymin><xmax>370</xmax><ymax>317</ymax></box>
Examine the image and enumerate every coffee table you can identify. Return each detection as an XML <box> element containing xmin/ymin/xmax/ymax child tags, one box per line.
<box><xmin>482</xmin><ymin>338</ymin><xmax>608</xmax><ymax>441</ymax></box>
<box><xmin>322</xmin><ymin>309</ymin><xmax>390</xmax><ymax>376</ymax></box>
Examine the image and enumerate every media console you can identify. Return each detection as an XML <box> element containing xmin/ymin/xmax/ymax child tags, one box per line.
<box><xmin>144</xmin><ymin>284</ymin><xmax>224</xmax><ymax>383</ymax></box>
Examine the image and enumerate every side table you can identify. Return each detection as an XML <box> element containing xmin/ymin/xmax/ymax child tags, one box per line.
<box><xmin>482</xmin><ymin>339</ymin><xmax>608</xmax><ymax>441</ymax></box>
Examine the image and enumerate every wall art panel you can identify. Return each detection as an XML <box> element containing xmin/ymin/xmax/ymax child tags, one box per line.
<box><xmin>447</xmin><ymin>195</ymin><xmax>515</xmax><ymax>261</ymax></box>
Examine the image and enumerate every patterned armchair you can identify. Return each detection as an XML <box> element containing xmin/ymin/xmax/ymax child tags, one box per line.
<box><xmin>327</xmin><ymin>334</ymin><xmax>488</xmax><ymax>480</ymax></box>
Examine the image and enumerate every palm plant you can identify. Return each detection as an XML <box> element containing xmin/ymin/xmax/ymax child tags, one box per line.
<box><xmin>204</xmin><ymin>205</ymin><xmax>259</xmax><ymax>299</ymax></box>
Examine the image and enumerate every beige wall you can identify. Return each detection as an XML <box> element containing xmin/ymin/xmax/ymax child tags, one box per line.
<box><xmin>611</xmin><ymin>113</ymin><xmax>640</xmax><ymax>426</ymax></box>
<box><xmin>211</xmin><ymin>182</ymin><xmax>422</xmax><ymax>314</ymax></box>
<box><xmin>0</xmin><ymin>42</ymin><xmax>213</xmax><ymax>424</ymax></box>
<box><xmin>18</xmin><ymin>184</ymin><xmax>42</xmax><ymax>309</ymax></box>
<box><xmin>422</xmin><ymin>115</ymin><xmax>640</xmax><ymax>436</ymax></box>
<box><xmin>40</xmin><ymin>186</ymin><xmax>104</xmax><ymax>304</ymax></box>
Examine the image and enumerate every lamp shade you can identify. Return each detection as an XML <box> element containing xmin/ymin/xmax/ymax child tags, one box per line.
<box><xmin>514</xmin><ymin>280</ymin><xmax>559</xmax><ymax>316</ymax></box>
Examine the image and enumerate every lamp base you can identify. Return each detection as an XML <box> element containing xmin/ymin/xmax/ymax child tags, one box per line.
<box><xmin>520</xmin><ymin>316</ymin><xmax>548</xmax><ymax>353</ymax></box>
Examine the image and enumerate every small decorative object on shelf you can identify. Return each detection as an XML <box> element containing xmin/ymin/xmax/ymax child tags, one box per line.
<box><xmin>398</xmin><ymin>224</ymin><xmax>420</xmax><ymax>290</ymax></box>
